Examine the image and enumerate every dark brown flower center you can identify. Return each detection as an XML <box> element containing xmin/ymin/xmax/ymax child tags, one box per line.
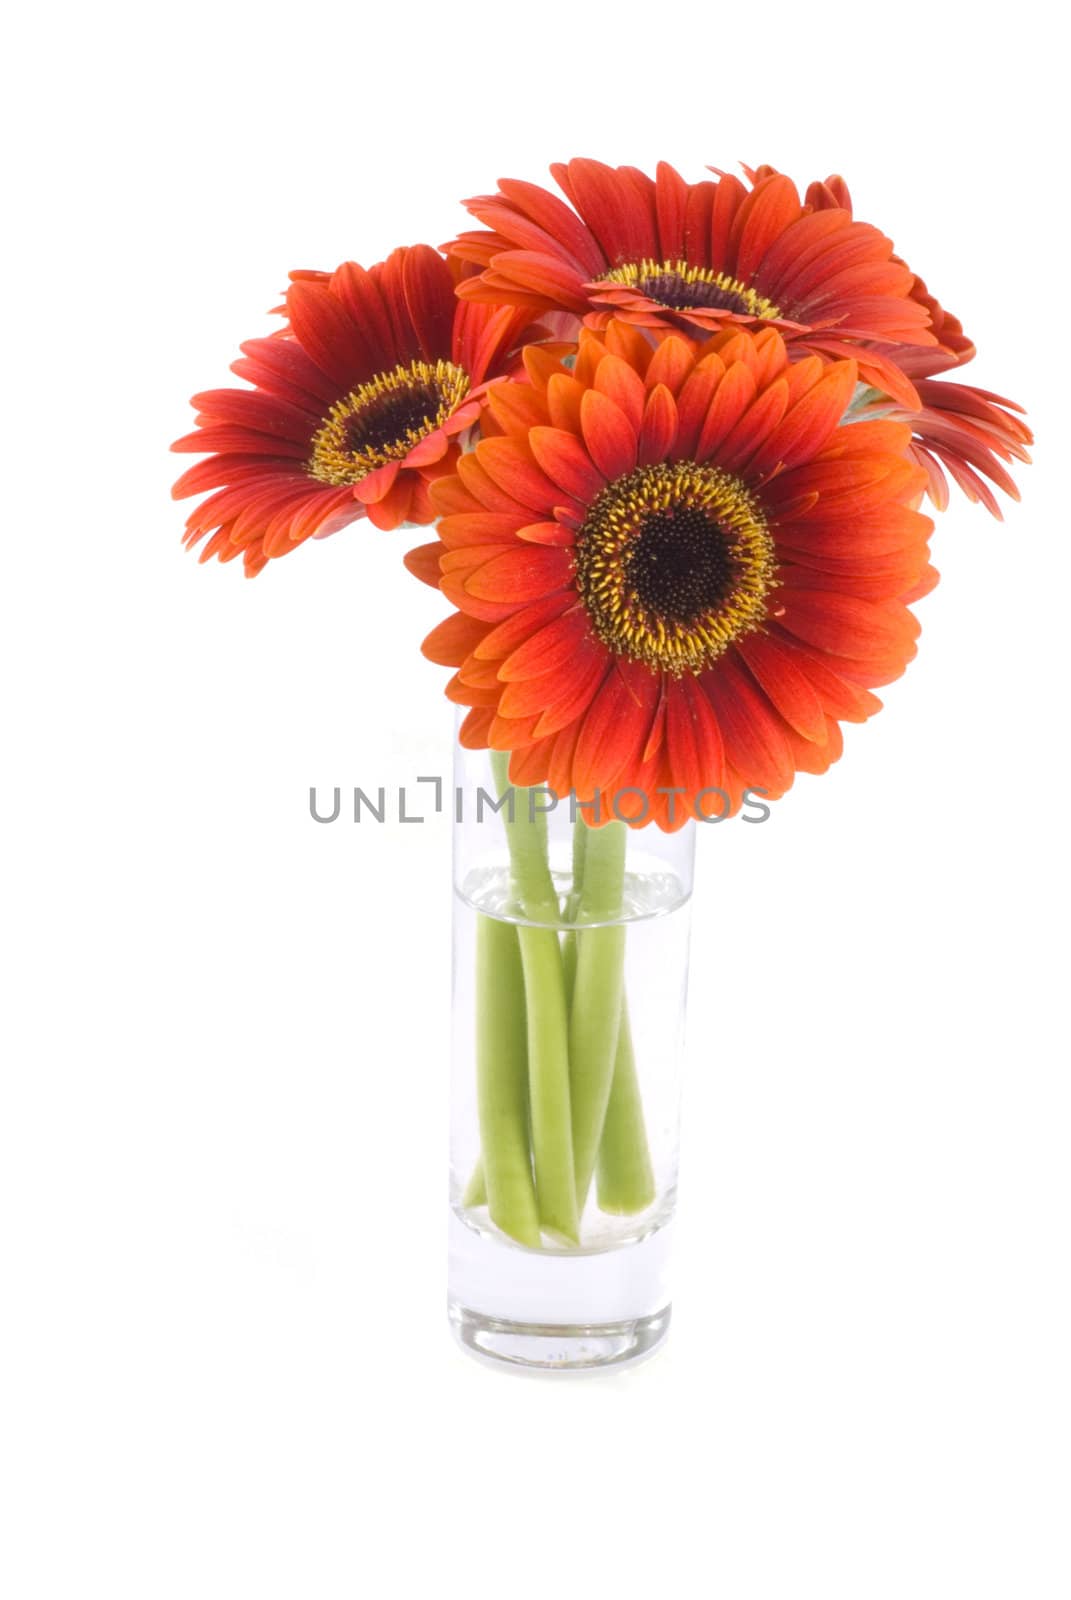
<box><xmin>599</xmin><ymin>259</ymin><xmax>781</xmax><ymax>321</ymax></box>
<box><xmin>628</xmin><ymin>503</ymin><xmax>740</xmax><ymax>621</ymax></box>
<box><xmin>574</xmin><ymin>461</ymin><xmax>776</xmax><ymax>674</ymax></box>
<box><xmin>309</xmin><ymin>359</ymin><xmax>469</xmax><ymax>485</ymax></box>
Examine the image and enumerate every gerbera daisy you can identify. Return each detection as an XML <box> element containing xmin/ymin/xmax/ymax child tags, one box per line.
<box><xmin>447</xmin><ymin>158</ymin><xmax>937</xmax><ymax>409</ymax></box>
<box><xmin>449</xmin><ymin>159</ymin><xmax>1030</xmax><ymax>516</ymax></box>
<box><xmin>411</xmin><ymin>321</ymin><xmax>936</xmax><ymax>829</ymax></box>
<box><xmin>799</xmin><ymin>167</ymin><xmax>1032</xmax><ymax>516</ymax></box>
<box><xmin>172</xmin><ymin>246</ymin><xmax>535</xmax><ymax>576</ymax></box>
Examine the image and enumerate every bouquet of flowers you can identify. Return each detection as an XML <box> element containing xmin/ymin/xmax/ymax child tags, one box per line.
<box><xmin>173</xmin><ymin>159</ymin><xmax>1030</xmax><ymax>1370</ymax></box>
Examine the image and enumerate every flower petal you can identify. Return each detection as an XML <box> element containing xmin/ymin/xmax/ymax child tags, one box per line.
<box><xmin>580</xmin><ymin>388</ymin><xmax>638</xmax><ymax>479</ymax></box>
<box><xmin>529</xmin><ymin>426</ymin><xmax>606</xmax><ymax>503</ymax></box>
<box><xmin>637</xmin><ymin>384</ymin><xmax>679</xmax><ymax>465</ymax></box>
<box><xmin>464</xmin><ymin>545</ymin><xmax>574</xmax><ymax>602</ymax></box>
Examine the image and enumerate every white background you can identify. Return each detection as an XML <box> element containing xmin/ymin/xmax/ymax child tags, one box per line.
<box><xmin>3</xmin><ymin>2</ymin><xmax>1068</xmax><ymax>1595</ymax></box>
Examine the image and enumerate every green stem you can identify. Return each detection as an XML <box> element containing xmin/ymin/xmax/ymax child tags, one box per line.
<box><xmin>489</xmin><ymin>751</ymin><xmax>558</xmax><ymax>921</ymax></box>
<box><xmin>571</xmin><ymin>807</ymin><xmax>589</xmax><ymax>901</ymax></box>
<box><xmin>567</xmin><ymin>809</ymin><xmax>655</xmax><ymax>1216</ymax></box>
<box><xmin>561</xmin><ymin>811</ymin><xmax>587</xmax><ymax>1005</ymax></box>
<box><xmin>569</xmin><ymin>819</ymin><xmax>628</xmax><ymax>1213</ymax></box>
<box><xmin>473</xmin><ymin>915</ymin><xmax>540</xmax><ymax>1246</ymax></box>
<box><xmin>562</xmin><ymin>931</ymin><xmax>578</xmax><ymax>1009</ymax></box>
<box><xmin>489</xmin><ymin>751</ymin><xmax>578</xmax><ymax>1243</ymax></box>
<box><xmin>462</xmin><ymin>1161</ymin><xmax>487</xmax><ymax>1210</ymax></box>
<box><xmin>516</xmin><ymin>925</ymin><xmax>577</xmax><ymax>1241</ymax></box>
<box><xmin>596</xmin><ymin>996</ymin><xmax>656</xmax><ymax>1214</ymax></box>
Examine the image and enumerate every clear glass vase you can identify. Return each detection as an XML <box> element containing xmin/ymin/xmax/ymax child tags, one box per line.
<box><xmin>448</xmin><ymin>733</ymin><xmax>696</xmax><ymax>1371</ymax></box>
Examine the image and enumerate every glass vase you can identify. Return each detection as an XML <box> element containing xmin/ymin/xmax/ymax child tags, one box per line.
<box><xmin>448</xmin><ymin>732</ymin><xmax>696</xmax><ymax>1372</ymax></box>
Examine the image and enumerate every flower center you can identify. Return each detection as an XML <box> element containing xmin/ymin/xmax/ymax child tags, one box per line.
<box><xmin>308</xmin><ymin>359</ymin><xmax>469</xmax><ymax>485</ymax></box>
<box><xmin>599</xmin><ymin>258</ymin><xmax>781</xmax><ymax>321</ymax></box>
<box><xmin>574</xmin><ymin>461</ymin><xmax>776</xmax><ymax>675</ymax></box>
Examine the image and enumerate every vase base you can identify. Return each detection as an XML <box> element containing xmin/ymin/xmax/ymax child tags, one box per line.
<box><xmin>448</xmin><ymin>1302</ymin><xmax>671</xmax><ymax>1373</ymax></box>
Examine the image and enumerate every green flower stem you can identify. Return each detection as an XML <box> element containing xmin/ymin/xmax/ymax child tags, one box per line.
<box><xmin>468</xmin><ymin>807</ymin><xmax>657</xmax><ymax>1227</ymax></box>
<box><xmin>516</xmin><ymin>924</ymin><xmax>578</xmax><ymax>1241</ymax></box>
<box><xmin>568</xmin><ymin>809</ymin><xmax>654</xmax><ymax>1215</ymax></box>
<box><xmin>569</xmin><ymin>819</ymin><xmax>628</xmax><ymax>1213</ymax></box>
<box><xmin>596</xmin><ymin>996</ymin><xmax>656</xmax><ymax>1215</ymax></box>
<box><xmin>489</xmin><ymin>751</ymin><xmax>578</xmax><ymax>1244</ymax></box>
<box><xmin>488</xmin><ymin>751</ymin><xmax>558</xmax><ymax>921</ymax></box>
<box><xmin>561</xmin><ymin>811</ymin><xmax>587</xmax><ymax>1005</ymax></box>
<box><xmin>562</xmin><ymin>931</ymin><xmax>578</xmax><ymax>1008</ymax></box>
<box><xmin>464</xmin><ymin>768</ymin><xmax>579</xmax><ymax>1221</ymax></box>
<box><xmin>571</xmin><ymin>805</ymin><xmax>589</xmax><ymax>901</ymax></box>
<box><xmin>462</xmin><ymin>1162</ymin><xmax>487</xmax><ymax>1210</ymax></box>
<box><xmin>473</xmin><ymin>914</ymin><xmax>540</xmax><ymax>1247</ymax></box>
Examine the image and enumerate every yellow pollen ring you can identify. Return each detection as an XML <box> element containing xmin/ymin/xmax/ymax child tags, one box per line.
<box><xmin>599</xmin><ymin>258</ymin><xmax>781</xmax><ymax>321</ymax></box>
<box><xmin>574</xmin><ymin>460</ymin><xmax>777</xmax><ymax>676</ymax></box>
<box><xmin>308</xmin><ymin>358</ymin><xmax>469</xmax><ymax>486</ymax></box>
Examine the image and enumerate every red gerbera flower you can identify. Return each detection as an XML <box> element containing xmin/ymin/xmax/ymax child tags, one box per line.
<box><xmin>801</xmin><ymin>169</ymin><xmax>1032</xmax><ymax>517</ymax></box>
<box><xmin>446</xmin><ymin>158</ymin><xmax>938</xmax><ymax>411</ymax></box>
<box><xmin>411</xmin><ymin>321</ymin><xmax>936</xmax><ymax>830</ymax></box>
<box><xmin>172</xmin><ymin>246</ymin><xmax>535</xmax><ymax>576</ymax></box>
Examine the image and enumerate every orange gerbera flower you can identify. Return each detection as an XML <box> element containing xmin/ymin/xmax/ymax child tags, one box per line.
<box><xmin>447</xmin><ymin>158</ymin><xmax>938</xmax><ymax>410</ymax></box>
<box><xmin>801</xmin><ymin>169</ymin><xmax>1032</xmax><ymax>516</ymax></box>
<box><xmin>172</xmin><ymin>246</ymin><xmax>534</xmax><ymax>576</ymax></box>
<box><xmin>411</xmin><ymin>322</ymin><xmax>936</xmax><ymax>830</ymax></box>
